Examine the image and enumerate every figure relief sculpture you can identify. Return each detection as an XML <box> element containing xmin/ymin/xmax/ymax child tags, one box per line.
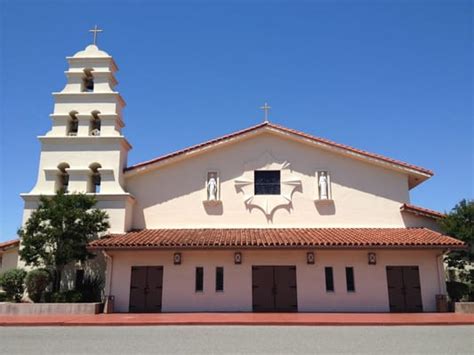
<box><xmin>319</xmin><ymin>171</ymin><xmax>329</xmax><ymax>199</ymax></box>
<box><xmin>207</xmin><ymin>173</ymin><xmax>218</xmax><ymax>201</ymax></box>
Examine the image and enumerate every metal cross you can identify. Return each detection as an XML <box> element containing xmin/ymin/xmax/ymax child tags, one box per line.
<box><xmin>89</xmin><ymin>25</ymin><xmax>103</xmax><ymax>45</ymax></box>
<box><xmin>260</xmin><ymin>102</ymin><xmax>271</xmax><ymax>122</ymax></box>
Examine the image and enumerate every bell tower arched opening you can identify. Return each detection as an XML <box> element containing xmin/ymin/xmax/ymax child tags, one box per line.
<box><xmin>82</xmin><ymin>68</ymin><xmax>94</xmax><ymax>92</ymax></box>
<box><xmin>67</xmin><ymin>111</ymin><xmax>79</xmax><ymax>136</ymax></box>
<box><xmin>56</xmin><ymin>163</ymin><xmax>70</xmax><ymax>192</ymax></box>
<box><xmin>88</xmin><ymin>163</ymin><xmax>102</xmax><ymax>193</ymax></box>
<box><xmin>89</xmin><ymin>111</ymin><xmax>101</xmax><ymax>136</ymax></box>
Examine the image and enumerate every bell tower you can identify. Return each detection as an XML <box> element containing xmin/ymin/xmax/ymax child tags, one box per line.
<box><xmin>21</xmin><ymin>31</ymin><xmax>134</xmax><ymax>233</ymax></box>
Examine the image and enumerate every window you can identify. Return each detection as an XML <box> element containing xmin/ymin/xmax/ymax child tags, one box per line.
<box><xmin>195</xmin><ymin>267</ymin><xmax>204</xmax><ymax>292</ymax></box>
<box><xmin>254</xmin><ymin>170</ymin><xmax>280</xmax><ymax>195</ymax></box>
<box><xmin>82</xmin><ymin>69</ymin><xmax>94</xmax><ymax>92</ymax></box>
<box><xmin>67</xmin><ymin>111</ymin><xmax>79</xmax><ymax>136</ymax></box>
<box><xmin>325</xmin><ymin>267</ymin><xmax>334</xmax><ymax>292</ymax></box>
<box><xmin>346</xmin><ymin>267</ymin><xmax>355</xmax><ymax>292</ymax></box>
<box><xmin>0</xmin><ymin>255</ymin><xmax>3</xmax><ymax>269</ymax></box>
<box><xmin>89</xmin><ymin>163</ymin><xmax>101</xmax><ymax>193</ymax></box>
<box><xmin>215</xmin><ymin>267</ymin><xmax>224</xmax><ymax>292</ymax></box>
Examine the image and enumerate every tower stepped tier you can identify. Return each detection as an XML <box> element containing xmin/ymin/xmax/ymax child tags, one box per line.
<box><xmin>21</xmin><ymin>44</ymin><xmax>134</xmax><ymax>233</ymax></box>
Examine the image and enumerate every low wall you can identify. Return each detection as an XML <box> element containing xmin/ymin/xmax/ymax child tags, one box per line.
<box><xmin>455</xmin><ymin>302</ymin><xmax>474</xmax><ymax>314</ymax></box>
<box><xmin>0</xmin><ymin>303</ymin><xmax>102</xmax><ymax>315</ymax></box>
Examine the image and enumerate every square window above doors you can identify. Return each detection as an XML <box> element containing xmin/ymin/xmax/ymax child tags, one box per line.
<box><xmin>254</xmin><ymin>170</ymin><xmax>281</xmax><ymax>195</ymax></box>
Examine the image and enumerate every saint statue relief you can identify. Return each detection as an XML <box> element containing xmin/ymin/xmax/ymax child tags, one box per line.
<box><xmin>319</xmin><ymin>172</ymin><xmax>328</xmax><ymax>199</ymax></box>
<box><xmin>208</xmin><ymin>174</ymin><xmax>218</xmax><ymax>201</ymax></box>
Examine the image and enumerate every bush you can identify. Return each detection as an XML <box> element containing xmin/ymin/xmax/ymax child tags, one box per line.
<box><xmin>25</xmin><ymin>269</ymin><xmax>50</xmax><ymax>303</ymax></box>
<box><xmin>446</xmin><ymin>281</ymin><xmax>470</xmax><ymax>302</ymax></box>
<box><xmin>44</xmin><ymin>290</ymin><xmax>82</xmax><ymax>303</ymax></box>
<box><xmin>76</xmin><ymin>274</ymin><xmax>104</xmax><ymax>302</ymax></box>
<box><xmin>0</xmin><ymin>292</ymin><xmax>7</xmax><ymax>302</ymax></box>
<box><xmin>0</xmin><ymin>268</ymin><xmax>27</xmax><ymax>302</ymax></box>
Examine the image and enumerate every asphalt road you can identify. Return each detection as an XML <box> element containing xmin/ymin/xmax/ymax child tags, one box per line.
<box><xmin>0</xmin><ymin>325</ymin><xmax>473</xmax><ymax>354</ymax></box>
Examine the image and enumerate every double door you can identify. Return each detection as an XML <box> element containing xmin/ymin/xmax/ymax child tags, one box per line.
<box><xmin>386</xmin><ymin>266</ymin><xmax>423</xmax><ymax>312</ymax></box>
<box><xmin>129</xmin><ymin>266</ymin><xmax>163</xmax><ymax>313</ymax></box>
<box><xmin>252</xmin><ymin>266</ymin><xmax>298</xmax><ymax>312</ymax></box>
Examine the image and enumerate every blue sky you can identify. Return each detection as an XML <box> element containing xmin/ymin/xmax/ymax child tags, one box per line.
<box><xmin>0</xmin><ymin>0</ymin><xmax>472</xmax><ymax>241</ymax></box>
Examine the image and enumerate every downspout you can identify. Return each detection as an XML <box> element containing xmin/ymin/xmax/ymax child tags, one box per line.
<box><xmin>102</xmin><ymin>250</ymin><xmax>113</xmax><ymax>297</ymax></box>
<box><xmin>436</xmin><ymin>249</ymin><xmax>449</xmax><ymax>295</ymax></box>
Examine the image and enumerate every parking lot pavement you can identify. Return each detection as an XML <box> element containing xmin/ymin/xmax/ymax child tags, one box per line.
<box><xmin>1</xmin><ymin>325</ymin><xmax>473</xmax><ymax>354</ymax></box>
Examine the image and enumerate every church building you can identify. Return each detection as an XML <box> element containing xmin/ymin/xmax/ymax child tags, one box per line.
<box><xmin>21</xmin><ymin>41</ymin><xmax>465</xmax><ymax>313</ymax></box>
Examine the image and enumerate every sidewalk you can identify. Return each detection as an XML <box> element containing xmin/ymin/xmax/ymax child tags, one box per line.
<box><xmin>1</xmin><ymin>312</ymin><xmax>473</xmax><ymax>326</ymax></box>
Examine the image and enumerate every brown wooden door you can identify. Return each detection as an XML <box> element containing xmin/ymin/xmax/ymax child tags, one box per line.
<box><xmin>274</xmin><ymin>266</ymin><xmax>298</xmax><ymax>312</ymax></box>
<box><xmin>403</xmin><ymin>266</ymin><xmax>423</xmax><ymax>312</ymax></box>
<box><xmin>252</xmin><ymin>266</ymin><xmax>275</xmax><ymax>312</ymax></box>
<box><xmin>129</xmin><ymin>266</ymin><xmax>163</xmax><ymax>313</ymax></box>
<box><xmin>252</xmin><ymin>266</ymin><xmax>298</xmax><ymax>312</ymax></box>
<box><xmin>386</xmin><ymin>266</ymin><xmax>423</xmax><ymax>312</ymax></box>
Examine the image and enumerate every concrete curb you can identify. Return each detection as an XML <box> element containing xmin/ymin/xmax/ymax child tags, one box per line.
<box><xmin>1</xmin><ymin>315</ymin><xmax>474</xmax><ymax>327</ymax></box>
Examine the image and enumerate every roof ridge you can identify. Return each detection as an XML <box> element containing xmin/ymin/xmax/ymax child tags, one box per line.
<box><xmin>125</xmin><ymin>122</ymin><xmax>268</xmax><ymax>171</ymax></box>
<box><xmin>0</xmin><ymin>239</ymin><xmax>20</xmax><ymax>250</ymax></box>
<box><xmin>124</xmin><ymin>121</ymin><xmax>433</xmax><ymax>178</ymax></box>
<box><xmin>266</xmin><ymin>122</ymin><xmax>433</xmax><ymax>175</ymax></box>
<box><xmin>114</xmin><ymin>227</ymin><xmax>434</xmax><ymax>231</ymax></box>
<box><xmin>400</xmin><ymin>203</ymin><xmax>445</xmax><ymax>219</ymax></box>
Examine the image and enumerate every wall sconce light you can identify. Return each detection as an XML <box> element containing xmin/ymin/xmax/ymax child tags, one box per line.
<box><xmin>234</xmin><ymin>252</ymin><xmax>242</xmax><ymax>264</ymax></box>
<box><xmin>368</xmin><ymin>252</ymin><xmax>376</xmax><ymax>265</ymax></box>
<box><xmin>173</xmin><ymin>252</ymin><xmax>182</xmax><ymax>265</ymax></box>
<box><xmin>306</xmin><ymin>252</ymin><xmax>315</xmax><ymax>264</ymax></box>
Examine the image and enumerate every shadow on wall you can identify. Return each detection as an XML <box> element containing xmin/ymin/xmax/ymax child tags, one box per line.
<box><xmin>61</xmin><ymin>252</ymin><xmax>106</xmax><ymax>291</ymax></box>
<box><xmin>128</xmin><ymin>132</ymin><xmax>409</xmax><ymax>228</ymax></box>
<box><xmin>401</xmin><ymin>213</ymin><xmax>441</xmax><ymax>231</ymax></box>
<box><xmin>203</xmin><ymin>202</ymin><xmax>224</xmax><ymax>215</ymax></box>
<box><xmin>315</xmin><ymin>200</ymin><xmax>336</xmax><ymax>215</ymax></box>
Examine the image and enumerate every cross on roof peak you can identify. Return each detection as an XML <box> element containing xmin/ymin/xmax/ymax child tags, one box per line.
<box><xmin>89</xmin><ymin>25</ymin><xmax>103</xmax><ymax>45</ymax></box>
<box><xmin>260</xmin><ymin>102</ymin><xmax>271</xmax><ymax>122</ymax></box>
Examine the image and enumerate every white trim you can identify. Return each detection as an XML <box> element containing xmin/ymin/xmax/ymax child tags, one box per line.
<box><xmin>123</xmin><ymin>126</ymin><xmax>431</xmax><ymax>188</ymax></box>
<box><xmin>38</xmin><ymin>136</ymin><xmax>132</xmax><ymax>150</ymax></box>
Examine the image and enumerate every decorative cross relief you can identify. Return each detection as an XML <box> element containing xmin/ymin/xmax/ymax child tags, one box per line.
<box><xmin>234</xmin><ymin>152</ymin><xmax>302</xmax><ymax>218</ymax></box>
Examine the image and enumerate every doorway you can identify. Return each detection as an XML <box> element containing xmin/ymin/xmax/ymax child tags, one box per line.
<box><xmin>252</xmin><ymin>266</ymin><xmax>298</xmax><ymax>312</ymax></box>
<box><xmin>386</xmin><ymin>266</ymin><xmax>423</xmax><ymax>312</ymax></box>
<box><xmin>129</xmin><ymin>266</ymin><xmax>163</xmax><ymax>313</ymax></box>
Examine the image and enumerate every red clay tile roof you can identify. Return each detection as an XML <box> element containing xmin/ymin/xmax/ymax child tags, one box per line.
<box><xmin>0</xmin><ymin>239</ymin><xmax>20</xmax><ymax>251</ymax></box>
<box><xmin>88</xmin><ymin>228</ymin><xmax>464</xmax><ymax>250</ymax></box>
<box><xmin>400</xmin><ymin>203</ymin><xmax>445</xmax><ymax>220</ymax></box>
<box><xmin>124</xmin><ymin>122</ymin><xmax>434</xmax><ymax>178</ymax></box>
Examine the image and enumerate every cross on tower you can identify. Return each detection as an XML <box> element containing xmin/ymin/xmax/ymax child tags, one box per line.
<box><xmin>89</xmin><ymin>25</ymin><xmax>103</xmax><ymax>45</ymax></box>
<box><xmin>260</xmin><ymin>102</ymin><xmax>271</xmax><ymax>122</ymax></box>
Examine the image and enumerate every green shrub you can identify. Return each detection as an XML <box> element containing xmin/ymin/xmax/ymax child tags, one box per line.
<box><xmin>0</xmin><ymin>292</ymin><xmax>7</xmax><ymax>302</ymax></box>
<box><xmin>76</xmin><ymin>274</ymin><xmax>104</xmax><ymax>302</ymax></box>
<box><xmin>446</xmin><ymin>281</ymin><xmax>470</xmax><ymax>302</ymax></box>
<box><xmin>0</xmin><ymin>268</ymin><xmax>27</xmax><ymax>302</ymax></box>
<box><xmin>25</xmin><ymin>269</ymin><xmax>50</xmax><ymax>303</ymax></box>
<box><xmin>44</xmin><ymin>290</ymin><xmax>83</xmax><ymax>303</ymax></box>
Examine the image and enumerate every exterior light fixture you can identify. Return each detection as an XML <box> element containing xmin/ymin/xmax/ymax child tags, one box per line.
<box><xmin>368</xmin><ymin>252</ymin><xmax>376</xmax><ymax>265</ymax></box>
<box><xmin>234</xmin><ymin>252</ymin><xmax>242</xmax><ymax>264</ymax></box>
<box><xmin>173</xmin><ymin>252</ymin><xmax>182</xmax><ymax>265</ymax></box>
<box><xmin>307</xmin><ymin>252</ymin><xmax>315</xmax><ymax>264</ymax></box>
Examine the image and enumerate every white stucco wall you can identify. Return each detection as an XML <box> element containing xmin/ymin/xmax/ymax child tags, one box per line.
<box><xmin>126</xmin><ymin>132</ymin><xmax>412</xmax><ymax>229</ymax></box>
<box><xmin>22</xmin><ymin>195</ymin><xmax>134</xmax><ymax>234</ymax></box>
<box><xmin>402</xmin><ymin>213</ymin><xmax>442</xmax><ymax>232</ymax></box>
<box><xmin>108</xmin><ymin>248</ymin><xmax>444</xmax><ymax>313</ymax></box>
<box><xmin>0</xmin><ymin>248</ymin><xmax>19</xmax><ymax>274</ymax></box>
<box><xmin>28</xmin><ymin>139</ymin><xmax>129</xmax><ymax>195</ymax></box>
